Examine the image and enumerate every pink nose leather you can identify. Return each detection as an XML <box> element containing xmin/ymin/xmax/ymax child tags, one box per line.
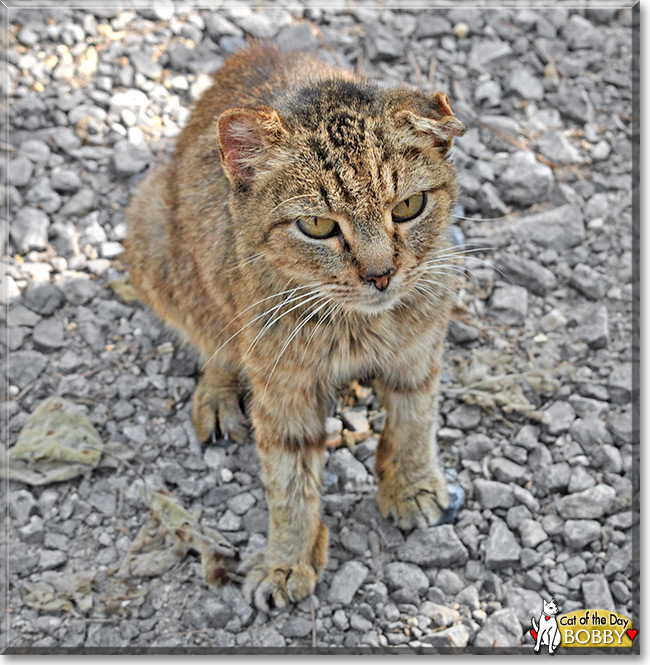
<box><xmin>365</xmin><ymin>270</ymin><xmax>392</xmax><ymax>291</ymax></box>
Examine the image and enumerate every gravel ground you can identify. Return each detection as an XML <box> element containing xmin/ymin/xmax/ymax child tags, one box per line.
<box><xmin>3</xmin><ymin>3</ymin><xmax>638</xmax><ymax>653</ymax></box>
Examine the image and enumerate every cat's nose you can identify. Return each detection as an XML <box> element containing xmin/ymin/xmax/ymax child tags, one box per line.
<box><xmin>363</xmin><ymin>267</ymin><xmax>395</xmax><ymax>291</ymax></box>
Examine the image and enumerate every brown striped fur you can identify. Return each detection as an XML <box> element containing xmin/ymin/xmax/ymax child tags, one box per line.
<box><xmin>125</xmin><ymin>43</ymin><xmax>465</xmax><ymax>610</ymax></box>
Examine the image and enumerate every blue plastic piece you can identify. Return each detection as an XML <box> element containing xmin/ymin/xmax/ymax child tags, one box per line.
<box><xmin>434</xmin><ymin>482</ymin><xmax>466</xmax><ymax>526</ymax></box>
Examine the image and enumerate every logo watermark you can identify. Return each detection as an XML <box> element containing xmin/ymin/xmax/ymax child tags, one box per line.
<box><xmin>529</xmin><ymin>599</ymin><xmax>637</xmax><ymax>652</ymax></box>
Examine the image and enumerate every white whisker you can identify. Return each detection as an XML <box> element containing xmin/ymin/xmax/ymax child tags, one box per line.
<box><xmin>238</xmin><ymin>289</ymin><xmax>327</xmax><ymax>364</ymax></box>
<box><xmin>210</xmin><ymin>282</ymin><xmax>318</xmax><ymax>344</ymax></box>
<box><xmin>418</xmin><ymin>276</ymin><xmax>458</xmax><ymax>298</ymax></box>
<box><xmin>224</xmin><ymin>252</ymin><xmax>264</xmax><ymax>273</ymax></box>
<box><xmin>203</xmin><ymin>286</ymin><xmax>321</xmax><ymax>369</ymax></box>
<box><xmin>260</xmin><ymin>296</ymin><xmax>332</xmax><ymax>407</ymax></box>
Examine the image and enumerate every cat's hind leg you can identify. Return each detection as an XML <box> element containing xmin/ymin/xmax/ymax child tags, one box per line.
<box><xmin>192</xmin><ymin>351</ymin><xmax>249</xmax><ymax>443</ymax></box>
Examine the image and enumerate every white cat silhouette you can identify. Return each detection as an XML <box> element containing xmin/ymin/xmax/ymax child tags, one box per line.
<box><xmin>531</xmin><ymin>597</ymin><xmax>561</xmax><ymax>654</ymax></box>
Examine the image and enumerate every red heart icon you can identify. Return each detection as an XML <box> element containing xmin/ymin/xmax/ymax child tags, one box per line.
<box><xmin>530</xmin><ymin>628</ymin><xmax>538</xmax><ymax>641</ymax></box>
<box><xmin>627</xmin><ymin>629</ymin><xmax>638</xmax><ymax>641</ymax></box>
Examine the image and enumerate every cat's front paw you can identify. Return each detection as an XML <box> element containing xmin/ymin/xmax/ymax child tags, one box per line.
<box><xmin>377</xmin><ymin>471</ymin><xmax>450</xmax><ymax>530</ymax></box>
<box><xmin>241</xmin><ymin>551</ymin><xmax>317</xmax><ymax>612</ymax></box>
<box><xmin>192</xmin><ymin>383</ymin><xmax>248</xmax><ymax>443</ymax></box>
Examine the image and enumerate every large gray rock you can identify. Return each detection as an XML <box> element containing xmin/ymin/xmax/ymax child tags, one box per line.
<box><xmin>8</xmin><ymin>489</ymin><xmax>38</xmax><ymax>525</ymax></box>
<box><xmin>604</xmin><ymin>544</ymin><xmax>632</xmax><ymax>578</ymax></box>
<box><xmin>446</xmin><ymin>404</ymin><xmax>481</xmax><ymax>430</ymax></box>
<box><xmin>8</xmin><ymin>350</ymin><xmax>48</xmax><ymax>389</ymax></box>
<box><xmin>557</xmin><ymin>484</ymin><xmax>616</xmax><ymax>519</ymax></box>
<box><xmin>26</xmin><ymin>178</ymin><xmax>62</xmax><ymax>213</ymax></box>
<box><xmin>110</xmin><ymin>89</ymin><xmax>148</xmax><ymax>115</ymax></box>
<box><xmin>563</xmin><ymin>14</ymin><xmax>601</xmax><ymax>49</ymax></box>
<box><xmin>509</xmin><ymin>68</ymin><xmax>544</xmax><ymax>100</ymax></box>
<box><xmin>474</xmin><ymin>479</ymin><xmax>515</xmax><ymax>509</ymax></box>
<box><xmin>59</xmin><ymin>187</ymin><xmax>96</xmax><ymax>217</ymax></box>
<box><xmin>422</xmin><ymin>623</ymin><xmax>470</xmax><ymax>647</ymax></box>
<box><xmin>24</xmin><ymin>283</ymin><xmax>64</xmax><ymax>315</ymax></box>
<box><xmin>18</xmin><ymin>139</ymin><xmax>51</xmax><ymax>164</ymax></box>
<box><xmin>11</xmin><ymin>207</ymin><xmax>49</xmax><ymax>253</ymax></box>
<box><xmin>366</xmin><ymin>25</ymin><xmax>404</xmax><ymax>61</ymax></box>
<box><xmin>8</xmin><ymin>156</ymin><xmax>34</xmax><ymax>187</ymax></box>
<box><xmin>384</xmin><ymin>562</ymin><xmax>429</xmax><ymax>594</ymax></box>
<box><xmin>608</xmin><ymin>364</ymin><xmax>633</xmax><ymax>405</ymax></box>
<box><xmin>238</xmin><ymin>10</ymin><xmax>291</xmax><ymax>39</ymax></box>
<box><xmin>563</xmin><ymin>519</ymin><xmax>601</xmax><ymax>549</ymax></box>
<box><xmin>276</xmin><ymin>22</ymin><xmax>319</xmax><ymax>51</ymax></box>
<box><xmin>494</xmin><ymin>254</ymin><xmax>557</xmax><ymax>296</ymax></box>
<box><xmin>499</xmin><ymin>151</ymin><xmax>554</xmax><ymax>207</ymax></box>
<box><xmin>205</xmin><ymin>14</ymin><xmax>242</xmax><ymax>41</ymax></box>
<box><xmin>518</xmin><ymin>520</ymin><xmax>548</xmax><ymax>548</ymax></box>
<box><xmin>535</xmin><ymin>130</ymin><xmax>583</xmax><ymax>164</ymax></box>
<box><xmin>51</xmin><ymin>169</ymin><xmax>82</xmax><ymax>193</ymax></box>
<box><xmin>485</xmin><ymin>520</ymin><xmax>521</xmax><ymax>569</ymax></box>
<box><xmin>397</xmin><ymin>525</ymin><xmax>469</xmax><ymax>567</ymax></box>
<box><xmin>489</xmin><ymin>284</ymin><xmax>528</xmax><ymax>326</ymax></box>
<box><xmin>570</xmin><ymin>263</ymin><xmax>608</xmax><ymax>300</ymax></box>
<box><xmin>582</xmin><ymin>575</ymin><xmax>615</xmax><ymax>611</ymax></box>
<box><xmin>86</xmin><ymin>624</ymin><xmax>122</xmax><ymax>648</ymax></box>
<box><xmin>328</xmin><ymin>561</ymin><xmax>369</xmax><ymax>605</ymax></box>
<box><xmin>32</xmin><ymin>317</ymin><xmax>65</xmax><ymax>351</ymax></box>
<box><xmin>543</xmin><ymin>401</ymin><xmax>576</xmax><ymax>435</ymax></box>
<box><xmin>575</xmin><ymin>305</ymin><xmax>609</xmax><ymax>349</ymax></box>
<box><xmin>512</xmin><ymin>205</ymin><xmax>586</xmax><ymax>250</ymax></box>
<box><xmin>328</xmin><ymin>447</ymin><xmax>368</xmax><ymax>486</ymax></box>
<box><xmin>504</xmin><ymin>586</ymin><xmax>544</xmax><ymax>628</ymax></box>
<box><xmin>130</xmin><ymin>51</ymin><xmax>163</xmax><ymax>80</ymax></box>
<box><xmin>113</xmin><ymin>140</ymin><xmax>151</xmax><ymax>177</ymax></box>
<box><xmin>416</xmin><ymin>15</ymin><xmax>452</xmax><ymax>38</ymax></box>
<box><xmin>489</xmin><ymin>458</ymin><xmax>530</xmax><ymax>485</ymax></box>
<box><xmin>468</xmin><ymin>40</ymin><xmax>512</xmax><ymax>71</ymax></box>
<box><xmin>474</xmin><ymin>608</ymin><xmax>523</xmax><ymax>647</ymax></box>
<box><xmin>280</xmin><ymin>616</ymin><xmax>313</xmax><ymax>638</ymax></box>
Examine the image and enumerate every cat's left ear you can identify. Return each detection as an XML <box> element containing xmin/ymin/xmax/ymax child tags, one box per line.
<box><xmin>216</xmin><ymin>107</ymin><xmax>287</xmax><ymax>189</ymax></box>
<box><xmin>398</xmin><ymin>92</ymin><xmax>465</xmax><ymax>153</ymax></box>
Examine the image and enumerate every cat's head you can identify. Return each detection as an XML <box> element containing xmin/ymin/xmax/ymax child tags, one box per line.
<box><xmin>543</xmin><ymin>598</ymin><xmax>559</xmax><ymax>616</ymax></box>
<box><xmin>216</xmin><ymin>77</ymin><xmax>465</xmax><ymax>315</ymax></box>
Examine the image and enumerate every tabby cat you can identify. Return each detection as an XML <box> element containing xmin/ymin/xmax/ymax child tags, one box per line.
<box><xmin>125</xmin><ymin>42</ymin><xmax>465</xmax><ymax>611</ymax></box>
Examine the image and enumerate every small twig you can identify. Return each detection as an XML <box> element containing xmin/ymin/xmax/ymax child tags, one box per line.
<box><xmin>428</xmin><ymin>56</ymin><xmax>436</xmax><ymax>92</ymax></box>
<box><xmin>14</xmin><ymin>380</ymin><xmax>37</xmax><ymax>400</ymax></box>
<box><xmin>407</xmin><ymin>50</ymin><xmax>422</xmax><ymax>88</ymax></box>
<box><xmin>355</xmin><ymin>50</ymin><xmax>364</xmax><ymax>76</ymax></box>
<box><xmin>311</xmin><ymin>596</ymin><xmax>317</xmax><ymax>648</ymax></box>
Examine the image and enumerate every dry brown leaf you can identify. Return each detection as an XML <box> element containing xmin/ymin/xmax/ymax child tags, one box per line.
<box><xmin>23</xmin><ymin>571</ymin><xmax>95</xmax><ymax>613</ymax></box>
<box><xmin>450</xmin><ymin>349</ymin><xmax>571</xmax><ymax>425</ymax></box>
<box><xmin>117</xmin><ymin>488</ymin><xmax>237</xmax><ymax>586</ymax></box>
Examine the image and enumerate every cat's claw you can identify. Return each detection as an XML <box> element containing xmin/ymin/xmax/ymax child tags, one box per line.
<box><xmin>192</xmin><ymin>387</ymin><xmax>249</xmax><ymax>444</ymax></box>
<box><xmin>377</xmin><ymin>473</ymin><xmax>450</xmax><ymax>531</ymax></box>
<box><xmin>241</xmin><ymin>552</ymin><xmax>316</xmax><ymax>612</ymax></box>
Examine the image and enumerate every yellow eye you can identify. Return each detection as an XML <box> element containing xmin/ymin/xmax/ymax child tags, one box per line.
<box><xmin>296</xmin><ymin>216</ymin><xmax>338</xmax><ymax>239</ymax></box>
<box><xmin>392</xmin><ymin>192</ymin><xmax>427</xmax><ymax>222</ymax></box>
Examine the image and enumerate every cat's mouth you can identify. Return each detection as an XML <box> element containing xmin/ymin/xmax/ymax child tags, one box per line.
<box><xmin>346</xmin><ymin>284</ymin><xmax>403</xmax><ymax>316</ymax></box>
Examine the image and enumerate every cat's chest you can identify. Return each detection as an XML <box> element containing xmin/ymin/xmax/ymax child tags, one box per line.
<box><xmin>322</xmin><ymin>305</ymin><xmax>438</xmax><ymax>381</ymax></box>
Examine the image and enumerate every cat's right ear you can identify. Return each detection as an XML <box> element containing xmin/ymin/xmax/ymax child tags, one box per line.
<box><xmin>216</xmin><ymin>108</ymin><xmax>287</xmax><ymax>189</ymax></box>
<box><xmin>396</xmin><ymin>92</ymin><xmax>466</xmax><ymax>154</ymax></box>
